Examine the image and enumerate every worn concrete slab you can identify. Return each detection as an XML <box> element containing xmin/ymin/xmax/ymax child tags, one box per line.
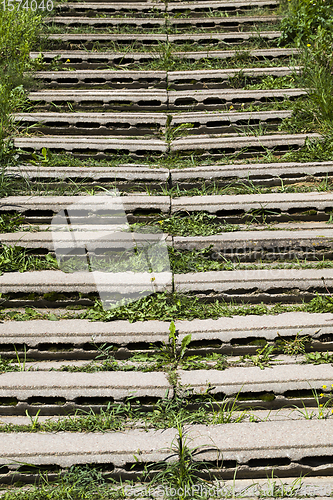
<box><xmin>0</xmin><ymin>312</ymin><xmax>330</xmax><ymax>347</ymax></box>
<box><xmin>179</xmin><ymin>363</ymin><xmax>333</xmax><ymax>396</ymax></box>
<box><xmin>0</xmin><ymin>270</ymin><xmax>172</xmax><ymax>294</ymax></box>
<box><xmin>170</xmin><ymin>161</ymin><xmax>333</xmax><ymax>183</ymax></box>
<box><xmin>169</xmin><ymin>31</ymin><xmax>281</xmax><ymax>44</ymax></box>
<box><xmin>171</xmin><ymin>110</ymin><xmax>292</xmax><ymax>134</ymax></box>
<box><xmin>171</xmin><ymin>133</ymin><xmax>320</xmax><ymax>156</ymax></box>
<box><xmin>176</xmin><ymin>312</ymin><xmax>333</xmax><ymax>344</ymax></box>
<box><xmin>56</xmin><ymin>2</ymin><xmax>165</xmax><ymax>14</ymax></box>
<box><xmin>174</xmin><ymin>268</ymin><xmax>333</xmax><ymax>293</ymax></box>
<box><xmin>13</xmin><ymin>136</ymin><xmax>168</xmax><ymax>154</ymax></box>
<box><xmin>171</xmin><ymin>190</ymin><xmax>333</xmax><ymax>214</ymax></box>
<box><xmin>168</xmin><ymin>88</ymin><xmax>306</xmax><ymax>110</ymax></box>
<box><xmin>6</xmin><ymin>165</ymin><xmax>169</xmax><ymax>181</ymax></box>
<box><xmin>168</xmin><ymin>66</ymin><xmax>300</xmax><ymax>89</ymax></box>
<box><xmin>14</xmin><ymin>112</ymin><xmax>167</xmax><ymax>136</ymax></box>
<box><xmin>28</xmin><ymin>89</ymin><xmax>168</xmax><ymax>110</ymax></box>
<box><xmin>173</xmin><ymin>229</ymin><xmax>333</xmax><ymax>251</ymax></box>
<box><xmin>47</xmin><ymin>33</ymin><xmax>168</xmax><ymax>43</ymax></box>
<box><xmin>0</xmin><ymin>371</ymin><xmax>171</xmax><ymax>401</ymax></box>
<box><xmin>1</xmin><ymin>420</ymin><xmax>333</xmax><ymax>468</ymax></box>
<box><xmin>169</xmin><ymin>15</ymin><xmax>282</xmax><ymax>30</ymax></box>
<box><xmin>171</xmin><ymin>47</ymin><xmax>298</xmax><ymax>60</ymax></box>
<box><xmin>30</xmin><ymin>50</ymin><xmax>162</xmax><ymax>69</ymax></box>
<box><xmin>0</xmin><ymin>194</ymin><xmax>170</xmax><ymax>213</ymax></box>
<box><xmin>44</xmin><ymin>16</ymin><xmax>166</xmax><ymax>28</ymax></box>
<box><xmin>0</xmin><ymin>319</ymin><xmax>170</xmax><ymax>346</ymax></box>
<box><xmin>32</xmin><ymin>70</ymin><xmax>167</xmax><ymax>88</ymax></box>
<box><xmin>0</xmin><ymin>231</ymin><xmax>171</xmax><ymax>251</ymax></box>
<box><xmin>167</xmin><ymin>0</ymin><xmax>279</xmax><ymax>13</ymax></box>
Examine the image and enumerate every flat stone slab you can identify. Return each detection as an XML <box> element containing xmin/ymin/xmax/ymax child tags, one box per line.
<box><xmin>0</xmin><ymin>371</ymin><xmax>171</xmax><ymax>401</ymax></box>
<box><xmin>174</xmin><ymin>268</ymin><xmax>333</xmax><ymax>293</ymax></box>
<box><xmin>0</xmin><ymin>420</ymin><xmax>333</xmax><ymax>469</ymax></box>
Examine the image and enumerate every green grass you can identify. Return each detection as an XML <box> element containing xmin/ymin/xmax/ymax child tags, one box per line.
<box><xmin>0</xmin><ymin>245</ymin><xmax>58</xmax><ymax>275</ymax></box>
<box><xmin>0</xmin><ymin>8</ymin><xmax>43</xmax><ymax>160</ymax></box>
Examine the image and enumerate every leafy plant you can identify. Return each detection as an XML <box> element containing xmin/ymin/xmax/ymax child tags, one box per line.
<box><xmin>279</xmin><ymin>0</ymin><xmax>333</xmax><ymax>46</ymax></box>
<box><xmin>156</xmin><ymin>321</ymin><xmax>192</xmax><ymax>368</ymax></box>
<box><xmin>240</xmin><ymin>344</ymin><xmax>276</xmax><ymax>369</ymax></box>
<box><xmin>304</xmin><ymin>351</ymin><xmax>333</xmax><ymax>364</ymax></box>
<box><xmin>276</xmin><ymin>331</ymin><xmax>311</xmax><ymax>355</ymax></box>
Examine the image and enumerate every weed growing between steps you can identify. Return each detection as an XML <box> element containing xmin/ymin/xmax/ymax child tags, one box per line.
<box><xmin>0</xmin><ymin>245</ymin><xmax>58</xmax><ymax>275</ymax></box>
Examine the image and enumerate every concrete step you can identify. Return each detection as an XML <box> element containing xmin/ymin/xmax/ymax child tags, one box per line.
<box><xmin>32</xmin><ymin>69</ymin><xmax>167</xmax><ymax>88</ymax></box>
<box><xmin>27</xmin><ymin>87</ymin><xmax>305</xmax><ymax>112</ymax></box>
<box><xmin>0</xmin><ymin>363</ymin><xmax>332</xmax><ymax>414</ymax></box>
<box><xmin>45</xmin><ymin>31</ymin><xmax>281</xmax><ymax>49</ymax></box>
<box><xmin>0</xmin><ymin>312</ymin><xmax>331</xmax><ymax>356</ymax></box>
<box><xmin>171</xmin><ymin>161</ymin><xmax>333</xmax><ymax>187</ymax></box>
<box><xmin>174</xmin><ymin>267</ymin><xmax>333</xmax><ymax>302</ymax></box>
<box><xmin>44</xmin><ymin>14</ymin><xmax>282</xmax><ymax>31</ymax></box>
<box><xmin>171</xmin><ymin>190</ymin><xmax>332</xmax><ymax>222</ymax></box>
<box><xmin>13</xmin><ymin>132</ymin><xmax>317</xmax><ymax>159</ymax></box>
<box><xmin>55</xmin><ymin>2</ymin><xmax>165</xmax><ymax>16</ymax></box>
<box><xmin>14</xmin><ymin>112</ymin><xmax>168</xmax><ymax>136</ymax></box>
<box><xmin>0</xmin><ymin>267</ymin><xmax>332</xmax><ymax>305</ymax></box>
<box><xmin>13</xmin><ymin>136</ymin><xmax>168</xmax><ymax>159</ymax></box>
<box><xmin>167</xmin><ymin>0</ymin><xmax>279</xmax><ymax>15</ymax></box>
<box><xmin>30</xmin><ymin>47</ymin><xmax>298</xmax><ymax>69</ymax></box>
<box><xmin>0</xmin><ymin>194</ymin><xmax>170</xmax><ymax>224</ymax></box>
<box><xmin>31</xmin><ymin>66</ymin><xmax>300</xmax><ymax>90</ymax></box>
<box><xmin>0</xmin><ymin>420</ymin><xmax>332</xmax><ymax>482</ymax></box>
<box><xmin>171</xmin><ymin>133</ymin><xmax>320</xmax><ymax>158</ymax></box>
<box><xmin>14</xmin><ymin>110</ymin><xmax>291</xmax><ymax>136</ymax></box>
<box><xmin>2</xmin><ymin>227</ymin><xmax>333</xmax><ymax>263</ymax></box>
<box><xmin>55</xmin><ymin>0</ymin><xmax>278</xmax><ymax>16</ymax></box>
<box><xmin>7</xmin><ymin>160</ymin><xmax>332</xmax><ymax>187</ymax></box>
